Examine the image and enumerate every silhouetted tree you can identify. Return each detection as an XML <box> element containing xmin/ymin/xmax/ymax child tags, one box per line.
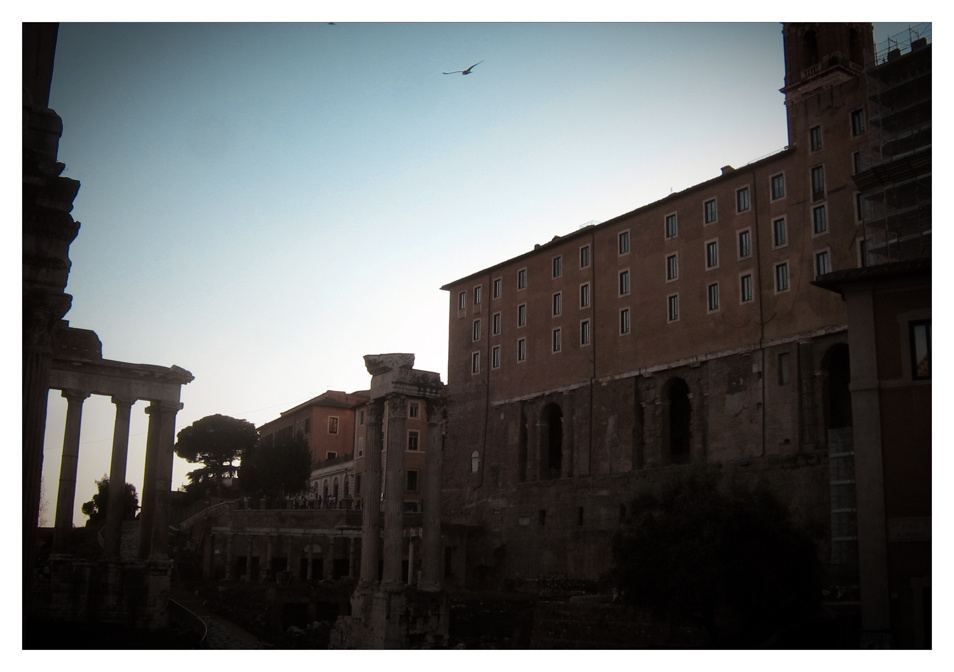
<box><xmin>81</xmin><ymin>475</ymin><xmax>139</xmax><ymax>524</ymax></box>
<box><xmin>239</xmin><ymin>434</ymin><xmax>311</xmax><ymax>498</ymax></box>
<box><xmin>610</xmin><ymin>467</ymin><xmax>821</xmax><ymax>647</ymax></box>
<box><xmin>175</xmin><ymin>414</ymin><xmax>258</xmax><ymax>497</ymax></box>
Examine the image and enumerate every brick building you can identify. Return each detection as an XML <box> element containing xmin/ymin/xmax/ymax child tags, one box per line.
<box><xmin>438</xmin><ymin>22</ymin><xmax>930</xmax><ymax>647</ymax></box>
<box><xmin>258</xmin><ymin>390</ymin><xmax>369</xmax><ymax>503</ymax></box>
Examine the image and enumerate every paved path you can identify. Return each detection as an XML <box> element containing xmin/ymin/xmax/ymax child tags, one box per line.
<box><xmin>170</xmin><ymin>586</ymin><xmax>269</xmax><ymax>649</ymax></box>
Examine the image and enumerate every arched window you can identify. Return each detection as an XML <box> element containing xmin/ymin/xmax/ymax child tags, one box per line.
<box><xmin>542</xmin><ymin>403</ymin><xmax>563</xmax><ymax>480</ymax></box>
<box><xmin>665</xmin><ymin>378</ymin><xmax>691</xmax><ymax>465</ymax></box>
<box><xmin>803</xmin><ymin>29</ymin><xmax>819</xmax><ymax>67</ymax></box>
<box><xmin>824</xmin><ymin>344</ymin><xmax>852</xmax><ymax>430</ymax></box>
<box><xmin>518</xmin><ymin>409</ymin><xmax>528</xmax><ymax>483</ymax></box>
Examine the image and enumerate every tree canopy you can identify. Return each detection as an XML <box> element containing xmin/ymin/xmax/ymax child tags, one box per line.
<box><xmin>239</xmin><ymin>434</ymin><xmax>311</xmax><ymax>497</ymax></box>
<box><xmin>174</xmin><ymin>414</ymin><xmax>258</xmax><ymax>496</ymax></box>
<box><xmin>610</xmin><ymin>467</ymin><xmax>821</xmax><ymax>647</ymax></box>
<box><xmin>81</xmin><ymin>475</ymin><xmax>139</xmax><ymax>524</ymax></box>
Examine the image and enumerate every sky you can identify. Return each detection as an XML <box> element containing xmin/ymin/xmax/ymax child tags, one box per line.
<box><xmin>30</xmin><ymin>12</ymin><xmax>927</xmax><ymax>527</ymax></box>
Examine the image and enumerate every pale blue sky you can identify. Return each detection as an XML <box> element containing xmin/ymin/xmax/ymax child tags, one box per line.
<box><xmin>35</xmin><ymin>18</ymin><xmax>924</xmax><ymax>525</ymax></box>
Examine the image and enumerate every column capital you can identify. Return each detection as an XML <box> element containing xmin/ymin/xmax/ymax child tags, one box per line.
<box><xmin>111</xmin><ymin>395</ymin><xmax>136</xmax><ymax>408</ymax></box>
<box><xmin>426</xmin><ymin>398</ymin><xmax>446</xmax><ymax>425</ymax></box>
<box><xmin>61</xmin><ymin>389</ymin><xmax>90</xmax><ymax>402</ymax></box>
<box><xmin>145</xmin><ymin>400</ymin><xmax>183</xmax><ymax>414</ymax></box>
<box><xmin>386</xmin><ymin>394</ymin><xmax>407</xmax><ymax>416</ymax></box>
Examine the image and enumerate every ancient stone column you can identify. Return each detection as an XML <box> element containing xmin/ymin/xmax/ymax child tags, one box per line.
<box><xmin>148</xmin><ymin>401</ymin><xmax>182</xmax><ymax>560</ymax></box>
<box><xmin>52</xmin><ymin>389</ymin><xmax>90</xmax><ymax>554</ymax></box>
<box><xmin>324</xmin><ymin>536</ymin><xmax>335</xmax><ymax>581</ymax></box>
<box><xmin>420</xmin><ymin>399</ymin><xmax>444</xmax><ymax>591</ymax></box>
<box><xmin>407</xmin><ymin>536</ymin><xmax>416</xmax><ymax>587</ymax></box>
<box><xmin>306</xmin><ymin>536</ymin><xmax>314</xmax><ymax>580</ymax></box>
<box><xmin>358</xmin><ymin>400</ymin><xmax>384</xmax><ymax>587</ymax></box>
<box><xmin>104</xmin><ymin>397</ymin><xmax>135</xmax><ymax>558</ymax></box>
<box><xmin>348</xmin><ymin>536</ymin><xmax>358</xmax><ymax>579</ymax></box>
<box><xmin>225</xmin><ymin>534</ymin><xmax>235</xmax><ymax>580</ymax></box>
<box><xmin>245</xmin><ymin>536</ymin><xmax>253</xmax><ymax>582</ymax></box>
<box><xmin>265</xmin><ymin>535</ymin><xmax>274</xmax><ymax>582</ymax></box>
<box><xmin>382</xmin><ymin>394</ymin><xmax>407</xmax><ymax>588</ymax></box>
<box><xmin>138</xmin><ymin>402</ymin><xmax>163</xmax><ymax>559</ymax></box>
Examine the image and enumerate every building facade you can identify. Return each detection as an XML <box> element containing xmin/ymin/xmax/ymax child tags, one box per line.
<box><xmin>258</xmin><ymin>390</ymin><xmax>369</xmax><ymax>505</ymax></box>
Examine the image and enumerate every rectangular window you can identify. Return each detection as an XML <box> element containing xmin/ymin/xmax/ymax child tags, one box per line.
<box><xmin>517</xmin><ymin>268</ymin><xmax>527</xmax><ymax>290</ymax></box>
<box><xmin>667</xmin><ymin>294</ymin><xmax>679</xmax><ymax>322</ymax></box>
<box><xmin>407</xmin><ymin>470</ymin><xmax>419</xmax><ymax>492</ymax></box>
<box><xmin>458</xmin><ymin>291</ymin><xmax>466</xmax><ymax>310</ymax></box>
<box><xmin>492</xmin><ymin>312</ymin><xmax>501</xmax><ymax>335</ymax></box>
<box><xmin>619</xmin><ymin>269</ymin><xmax>630</xmax><ymax>295</ymax></box>
<box><xmin>738</xmin><ymin>229</ymin><xmax>752</xmax><ymax>259</ymax></box>
<box><xmin>853</xmin><ymin>151</ymin><xmax>861</xmax><ymax>175</ymax></box>
<box><xmin>811</xmin><ymin>165</ymin><xmax>825</xmax><ymax>202</ymax></box>
<box><xmin>552</xmin><ymin>292</ymin><xmax>562</xmax><ymax>317</ymax></box>
<box><xmin>665</xmin><ymin>212</ymin><xmax>678</xmax><ymax>238</ymax></box>
<box><xmin>472</xmin><ymin>319</ymin><xmax>481</xmax><ymax>342</ymax></box>
<box><xmin>580</xmin><ymin>320</ymin><xmax>590</xmax><ymax>346</ymax></box>
<box><xmin>813</xmin><ymin>204</ymin><xmax>828</xmax><ymax>234</ymax></box>
<box><xmin>471</xmin><ymin>351</ymin><xmax>480</xmax><ymax>374</ymax></box>
<box><xmin>707</xmin><ymin>283</ymin><xmax>720</xmax><ymax>312</ymax></box>
<box><xmin>409</xmin><ymin>402</ymin><xmax>419</xmax><ymax>418</ymax></box>
<box><xmin>328</xmin><ymin>417</ymin><xmax>339</xmax><ymax>434</ymax></box>
<box><xmin>552</xmin><ymin>328</ymin><xmax>562</xmax><ymax>353</ymax></box>
<box><xmin>706</xmin><ymin>240</ymin><xmax>719</xmax><ymax>269</ymax></box>
<box><xmin>474</xmin><ymin>285</ymin><xmax>482</xmax><ymax>305</ymax></box>
<box><xmin>740</xmin><ymin>273</ymin><xmax>753</xmax><ymax>303</ymax></box>
<box><xmin>666</xmin><ymin>253</ymin><xmax>678</xmax><ymax>281</ymax></box>
<box><xmin>408</xmin><ymin>430</ymin><xmax>420</xmax><ymax>451</ymax></box>
<box><xmin>517</xmin><ymin>338</ymin><xmax>527</xmax><ymax>361</ymax></box>
<box><xmin>704</xmin><ymin>198</ymin><xmax>717</xmax><ymax>224</ymax></box>
<box><xmin>775</xmin><ymin>262</ymin><xmax>790</xmax><ymax>292</ymax></box>
<box><xmin>770</xmin><ymin>173</ymin><xmax>785</xmax><ymax>200</ymax></box>
<box><xmin>620</xmin><ymin>308</ymin><xmax>631</xmax><ymax>334</ymax></box>
<box><xmin>910</xmin><ymin>320</ymin><xmax>931</xmax><ymax>380</ymax></box>
<box><xmin>552</xmin><ymin>255</ymin><xmax>562</xmax><ymax>278</ymax></box>
<box><xmin>618</xmin><ymin>230</ymin><xmax>630</xmax><ymax>254</ymax></box>
<box><xmin>580</xmin><ymin>282</ymin><xmax>590</xmax><ymax>308</ymax></box>
<box><xmin>815</xmin><ymin>250</ymin><xmax>831</xmax><ymax>277</ymax></box>
<box><xmin>810</xmin><ymin>125</ymin><xmax>822</xmax><ymax>151</ymax></box>
<box><xmin>773</xmin><ymin>217</ymin><xmax>787</xmax><ymax>248</ymax></box>
<box><xmin>580</xmin><ymin>244</ymin><xmax>591</xmax><ymax>268</ymax></box>
<box><xmin>778</xmin><ymin>352</ymin><xmax>791</xmax><ymax>385</ymax></box>
<box><xmin>855</xmin><ymin>192</ymin><xmax>863</xmax><ymax>222</ymax></box>
<box><xmin>736</xmin><ymin>186</ymin><xmax>750</xmax><ymax>213</ymax></box>
<box><xmin>326</xmin><ymin>451</ymin><xmax>337</xmax><ymax>460</ymax></box>
<box><xmin>492</xmin><ymin>345</ymin><xmax>500</xmax><ymax>369</ymax></box>
<box><xmin>492</xmin><ymin>277</ymin><xmax>502</xmax><ymax>299</ymax></box>
<box><xmin>517</xmin><ymin>304</ymin><xmax>527</xmax><ymax>327</ymax></box>
<box><xmin>851</xmin><ymin>108</ymin><xmax>865</xmax><ymax>136</ymax></box>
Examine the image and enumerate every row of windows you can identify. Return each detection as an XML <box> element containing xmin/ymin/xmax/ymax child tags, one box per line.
<box><xmin>808</xmin><ymin>109</ymin><xmax>866</xmax><ymax>153</ymax></box>
<box><xmin>470</xmin><ymin>267</ymin><xmax>818</xmax><ymax>371</ymax></box>
<box><xmin>469</xmin><ymin>249</ymin><xmax>837</xmax><ymax>344</ymax></box>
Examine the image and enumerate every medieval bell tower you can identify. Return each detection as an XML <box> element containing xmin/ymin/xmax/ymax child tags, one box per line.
<box><xmin>780</xmin><ymin>23</ymin><xmax>874</xmax><ymax>145</ymax></box>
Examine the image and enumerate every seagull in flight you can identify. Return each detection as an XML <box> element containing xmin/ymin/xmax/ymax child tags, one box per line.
<box><xmin>443</xmin><ymin>60</ymin><xmax>483</xmax><ymax>75</ymax></box>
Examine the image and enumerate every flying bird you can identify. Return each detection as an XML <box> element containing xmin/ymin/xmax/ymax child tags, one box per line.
<box><xmin>443</xmin><ymin>60</ymin><xmax>483</xmax><ymax>75</ymax></box>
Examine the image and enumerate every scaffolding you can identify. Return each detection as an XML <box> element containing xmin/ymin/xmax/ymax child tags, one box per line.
<box><xmin>855</xmin><ymin>24</ymin><xmax>931</xmax><ymax>267</ymax></box>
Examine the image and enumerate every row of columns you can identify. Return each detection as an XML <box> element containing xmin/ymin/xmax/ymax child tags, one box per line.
<box><xmin>214</xmin><ymin>532</ymin><xmax>359</xmax><ymax>582</ymax></box>
<box><xmin>358</xmin><ymin>394</ymin><xmax>444</xmax><ymax>591</ymax></box>
<box><xmin>51</xmin><ymin>390</ymin><xmax>182</xmax><ymax>561</ymax></box>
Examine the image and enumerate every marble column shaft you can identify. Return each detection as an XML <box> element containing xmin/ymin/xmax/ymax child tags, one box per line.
<box><xmin>382</xmin><ymin>395</ymin><xmax>407</xmax><ymax>587</ymax></box>
<box><xmin>138</xmin><ymin>402</ymin><xmax>163</xmax><ymax>559</ymax></box>
<box><xmin>52</xmin><ymin>389</ymin><xmax>89</xmax><ymax>554</ymax></box>
<box><xmin>359</xmin><ymin>400</ymin><xmax>383</xmax><ymax>586</ymax></box>
<box><xmin>421</xmin><ymin>400</ymin><xmax>444</xmax><ymax>590</ymax></box>
<box><xmin>104</xmin><ymin>397</ymin><xmax>135</xmax><ymax>557</ymax></box>
<box><xmin>148</xmin><ymin>401</ymin><xmax>181</xmax><ymax>560</ymax></box>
